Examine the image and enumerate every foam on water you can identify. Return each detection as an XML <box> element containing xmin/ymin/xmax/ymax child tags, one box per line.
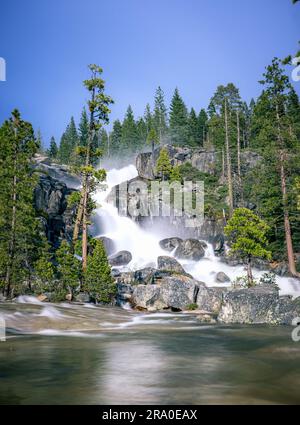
<box><xmin>92</xmin><ymin>164</ymin><xmax>300</xmax><ymax>298</ymax></box>
<box><xmin>16</xmin><ymin>295</ymin><xmax>43</xmax><ymax>305</ymax></box>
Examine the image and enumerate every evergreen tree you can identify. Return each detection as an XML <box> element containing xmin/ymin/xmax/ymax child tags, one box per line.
<box><xmin>198</xmin><ymin>109</ymin><xmax>208</xmax><ymax>146</ymax></box>
<box><xmin>153</xmin><ymin>86</ymin><xmax>168</xmax><ymax>143</ymax></box>
<box><xmin>72</xmin><ymin>64</ymin><xmax>113</xmax><ymax>272</ymax></box>
<box><xmin>156</xmin><ymin>147</ymin><xmax>172</xmax><ymax>180</ymax></box>
<box><xmin>144</xmin><ymin>103</ymin><xmax>153</xmax><ymax>134</ymax></box>
<box><xmin>0</xmin><ymin>110</ymin><xmax>41</xmax><ymax>297</ymax></box>
<box><xmin>110</xmin><ymin>119</ymin><xmax>122</xmax><ymax>156</ymax></box>
<box><xmin>170</xmin><ymin>165</ymin><xmax>182</xmax><ymax>183</ymax></box>
<box><xmin>136</xmin><ymin>117</ymin><xmax>147</xmax><ymax>150</ymax></box>
<box><xmin>224</xmin><ymin>208</ymin><xmax>271</xmax><ymax>286</ymax></box>
<box><xmin>48</xmin><ymin>136</ymin><xmax>58</xmax><ymax>159</ymax></box>
<box><xmin>58</xmin><ymin>116</ymin><xmax>79</xmax><ymax>164</ymax></box>
<box><xmin>146</xmin><ymin>128</ymin><xmax>159</xmax><ymax>156</ymax></box>
<box><xmin>121</xmin><ymin>105</ymin><xmax>139</xmax><ymax>154</ymax></box>
<box><xmin>84</xmin><ymin>239</ymin><xmax>116</xmax><ymax>303</ymax></box>
<box><xmin>78</xmin><ymin>108</ymin><xmax>89</xmax><ymax>147</ymax></box>
<box><xmin>188</xmin><ymin>108</ymin><xmax>200</xmax><ymax>147</ymax></box>
<box><xmin>56</xmin><ymin>240</ymin><xmax>81</xmax><ymax>297</ymax></box>
<box><xmin>169</xmin><ymin>88</ymin><xmax>189</xmax><ymax>145</ymax></box>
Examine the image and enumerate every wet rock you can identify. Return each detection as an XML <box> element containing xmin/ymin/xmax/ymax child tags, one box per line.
<box><xmin>174</xmin><ymin>239</ymin><xmax>205</xmax><ymax>261</ymax></box>
<box><xmin>216</xmin><ymin>272</ymin><xmax>230</xmax><ymax>283</ymax></box>
<box><xmin>132</xmin><ymin>274</ymin><xmax>199</xmax><ymax>311</ymax></box>
<box><xmin>197</xmin><ymin>313</ymin><xmax>217</xmax><ymax>324</ymax></box>
<box><xmin>197</xmin><ymin>284</ymin><xmax>226</xmax><ymax>314</ymax></box>
<box><xmin>134</xmin><ymin>267</ymin><xmax>156</xmax><ymax>285</ymax></box>
<box><xmin>109</xmin><ymin>250</ymin><xmax>132</xmax><ymax>266</ymax></box>
<box><xmin>0</xmin><ymin>294</ymin><xmax>7</xmax><ymax>303</ymax></box>
<box><xmin>218</xmin><ymin>285</ymin><xmax>280</xmax><ymax>324</ymax></box>
<box><xmin>159</xmin><ymin>237</ymin><xmax>183</xmax><ymax>253</ymax></box>
<box><xmin>276</xmin><ymin>296</ymin><xmax>300</xmax><ymax>325</ymax></box>
<box><xmin>116</xmin><ymin>283</ymin><xmax>134</xmax><ymax>305</ymax></box>
<box><xmin>97</xmin><ymin>237</ymin><xmax>116</xmax><ymax>256</ymax></box>
<box><xmin>212</xmin><ymin>234</ymin><xmax>225</xmax><ymax>254</ymax></box>
<box><xmin>132</xmin><ymin>285</ymin><xmax>166</xmax><ymax>311</ymax></box>
<box><xmin>65</xmin><ymin>293</ymin><xmax>72</xmax><ymax>302</ymax></box>
<box><xmin>157</xmin><ymin>256</ymin><xmax>186</xmax><ymax>274</ymax></box>
<box><xmin>115</xmin><ymin>271</ymin><xmax>135</xmax><ymax>285</ymax></box>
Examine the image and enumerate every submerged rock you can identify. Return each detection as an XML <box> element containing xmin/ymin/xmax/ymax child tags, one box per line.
<box><xmin>174</xmin><ymin>239</ymin><xmax>205</xmax><ymax>261</ymax></box>
<box><xmin>74</xmin><ymin>292</ymin><xmax>91</xmax><ymax>303</ymax></box>
<box><xmin>157</xmin><ymin>256</ymin><xmax>186</xmax><ymax>274</ymax></box>
<box><xmin>109</xmin><ymin>250</ymin><xmax>132</xmax><ymax>266</ymax></box>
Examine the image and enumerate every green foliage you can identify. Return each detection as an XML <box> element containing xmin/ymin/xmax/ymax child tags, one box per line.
<box><xmin>156</xmin><ymin>147</ymin><xmax>172</xmax><ymax>180</ymax></box>
<box><xmin>153</xmin><ymin>86</ymin><xmax>168</xmax><ymax>143</ymax></box>
<box><xmin>56</xmin><ymin>240</ymin><xmax>82</xmax><ymax>295</ymax></box>
<box><xmin>34</xmin><ymin>256</ymin><xmax>55</xmax><ymax>293</ymax></box>
<box><xmin>186</xmin><ymin>303</ymin><xmax>198</xmax><ymax>311</ymax></box>
<box><xmin>225</xmin><ymin>208</ymin><xmax>271</xmax><ymax>262</ymax></box>
<box><xmin>169</xmin><ymin>88</ymin><xmax>189</xmax><ymax>145</ymax></box>
<box><xmin>0</xmin><ymin>110</ymin><xmax>43</xmax><ymax>296</ymax></box>
<box><xmin>169</xmin><ymin>165</ymin><xmax>182</xmax><ymax>183</ymax></box>
<box><xmin>146</xmin><ymin>128</ymin><xmax>159</xmax><ymax>154</ymax></box>
<box><xmin>47</xmin><ymin>136</ymin><xmax>58</xmax><ymax>159</ymax></box>
<box><xmin>84</xmin><ymin>240</ymin><xmax>116</xmax><ymax>303</ymax></box>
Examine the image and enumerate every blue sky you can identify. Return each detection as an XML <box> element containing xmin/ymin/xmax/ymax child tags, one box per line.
<box><xmin>0</xmin><ymin>0</ymin><xmax>299</xmax><ymax>146</ymax></box>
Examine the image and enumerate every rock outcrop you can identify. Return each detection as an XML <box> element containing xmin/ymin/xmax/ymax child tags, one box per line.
<box><xmin>34</xmin><ymin>174</ymin><xmax>77</xmax><ymax>247</ymax></box>
<box><xmin>157</xmin><ymin>256</ymin><xmax>186</xmax><ymax>274</ymax></box>
<box><xmin>217</xmin><ymin>284</ymin><xmax>300</xmax><ymax>325</ymax></box>
<box><xmin>174</xmin><ymin>239</ymin><xmax>206</xmax><ymax>261</ymax></box>
<box><xmin>109</xmin><ymin>250</ymin><xmax>132</xmax><ymax>266</ymax></box>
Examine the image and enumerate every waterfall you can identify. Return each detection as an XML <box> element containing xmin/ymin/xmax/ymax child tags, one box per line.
<box><xmin>93</xmin><ymin>165</ymin><xmax>300</xmax><ymax>297</ymax></box>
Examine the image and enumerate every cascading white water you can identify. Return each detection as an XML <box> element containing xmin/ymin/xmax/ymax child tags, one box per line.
<box><xmin>93</xmin><ymin>165</ymin><xmax>300</xmax><ymax>297</ymax></box>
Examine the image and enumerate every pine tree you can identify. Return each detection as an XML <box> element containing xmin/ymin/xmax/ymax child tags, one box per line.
<box><xmin>48</xmin><ymin>136</ymin><xmax>58</xmax><ymax>159</ymax></box>
<box><xmin>198</xmin><ymin>109</ymin><xmax>208</xmax><ymax>146</ymax></box>
<box><xmin>224</xmin><ymin>208</ymin><xmax>271</xmax><ymax>286</ymax></box>
<box><xmin>110</xmin><ymin>119</ymin><xmax>122</xmax><ymax>156</ymax></box>
<box><xmin>251</xmin><ymin>58</ymin><xmax>300</xmax><ymax>276</ymax></box>
<box><xmin>72</xmin><ymin>64</ymin><xmax>113</xmax><ymax>273</ymax></box>
<box><xmin>84</xmin><ymin>239</ymin><xmax>116</xmax><ymax>303</ymax></box>
<box><xmin>156</xmin><ymin>147</ymin><xmax>172</xmax><ymax>180</ymax></box>
<box><xmin>146</xmin><ymin>128</ymin><xmax>159</xmax><ymax>156</ymax></box>
<box><xmin>169</xmin><ymin>88</ymin><xmax>188</xmax><ymax>145</ymax></box>
<box><xmin>78</xmin><ymin>108</ymin><xmax>89</xmax><ymax>147</ymax></box>
<box><xmin>58</xmin><ymin>116</ymin><xmax>79</xmax><ymax>164</ymax></box>
<box><xmin>121</xmin><ymin>105</ymin><xmax>138</xmax><ymax>154</ymax></box>
<box><xmin>56</xmin><ymin>240</ymin><xmax>81</xmax><ymax>297</ymax></box>
<box><xmin>144</xmin><ymin>103</ymin><xmax>153</xmax><ymax>134</ymax></box>
<box><xmin>153</xmin><ymin>86</ymin><xmax>168</xmax><ymax>143</ymax></box>
<box><xmin>170</xmin><ymin>165</ymin><xmax>182</xmax><ymax>183</ymax></box>
<box><xmin>188</xmin><ymin>108</ymin><xmax>200</xmax><ymax>147</ymax></box>
<box><xmin>0</xmin><ymin>110</ymin><xmax>41</xmax><ymax>297</ymax></box>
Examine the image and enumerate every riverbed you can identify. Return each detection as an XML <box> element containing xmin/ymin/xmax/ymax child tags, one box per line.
<box><xmin>0</xmin><ymin>300</ymin><xmax>300</xmax><ymax>405</ymax></box>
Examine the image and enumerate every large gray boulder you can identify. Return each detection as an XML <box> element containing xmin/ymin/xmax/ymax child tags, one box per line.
<box><xmin>132</xmin><ymin>275</ymin><xmax>199</xmax><ymax>311</ymax></box>
<box><xmin>159</xmin><ymin>237</ymin><xmax>183</xmax><ymax>253</ymax></box>
<box><xmin>157</xmin><ymin>256</ymin><xmax>186</xmax><ymax>274</ymax></box>
<box><xmin>109</xmin><ymin>250</ymin><xmax>132</xmax><ymax>266</ymax></box>
<box><xmin>136</xmin><ymin>152</ymin><xmax>154</xmax><ymax>180</ymax></box>
<box><xmin>97</xmin><ymin>236</ymin><xmax>116</xmax><ymax>256</ymax></box>
<box><xmin>197</xmin><ymin>285</ymin><xmax>227</xmax><ymax>314</ymax></box>
<box><xmin>174</xmin><ymin>239</ymin><xmax>205</xmax><ymax>261</ymax></box>
<box><xmin>218</xmin><ymin>285</ymin><xmax>280</xmax><ymax>324</ymax></box>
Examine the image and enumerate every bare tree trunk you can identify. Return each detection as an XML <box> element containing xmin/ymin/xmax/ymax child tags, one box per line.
<box><xmin>247</xmin><ymin>257</ymin><xmax>254</xmax><ymax>287</ymax></box>
<box><xmin>221</xmin><ymin>148</ymin><xmax>225</xmax><ymax>180</ymax></box>
<box><xmin>276</xmin><ymin>104</ymin><xmax>297</xmax><ymax>276</ymax></box>
<box><xmin>236</xmin><ymin>110</ymin><xmax>241</xmax><ymax>181</ymax></box>
<box><xmin>280</xmin><ymin>149</ymin><xmax>297</xmax><ymax>276</ymax></box>
<box><xmin>225</xmin><ymin>99</ymin><xmax>234</xmax><ymax>216</ymax></box>
<box><xmin>5</xmin><ymin>125</ymin><xmax>18</xmax><ymax>297</ymax></box>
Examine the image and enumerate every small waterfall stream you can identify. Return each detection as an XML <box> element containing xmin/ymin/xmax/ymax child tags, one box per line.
<box><xmin>93</xmin><ymin>164</ymin><xmax>300</xmax><ymax>298</ymax></box>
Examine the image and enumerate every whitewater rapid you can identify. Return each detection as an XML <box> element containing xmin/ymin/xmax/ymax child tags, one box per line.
<box><xmin>93</xmin><ymin>165</ymin><xmax>300</xmax><ymax>298</ymax></box>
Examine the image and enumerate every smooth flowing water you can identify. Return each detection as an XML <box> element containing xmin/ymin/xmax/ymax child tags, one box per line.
<box><xmin>1</xmin><ymin>301</ymin><xmax>300</xmax><ymax>405</ymax></box>
<box><xmin>1</xmin><ymin>164</ymin><xmax>300</xmax><ymax>405</ymax></box>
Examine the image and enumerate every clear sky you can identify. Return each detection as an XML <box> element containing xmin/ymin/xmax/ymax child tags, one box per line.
<box><xmin>0</xmin><ymin>0</ymin><xmax>299</xmax><ymax>146</ymax></box>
